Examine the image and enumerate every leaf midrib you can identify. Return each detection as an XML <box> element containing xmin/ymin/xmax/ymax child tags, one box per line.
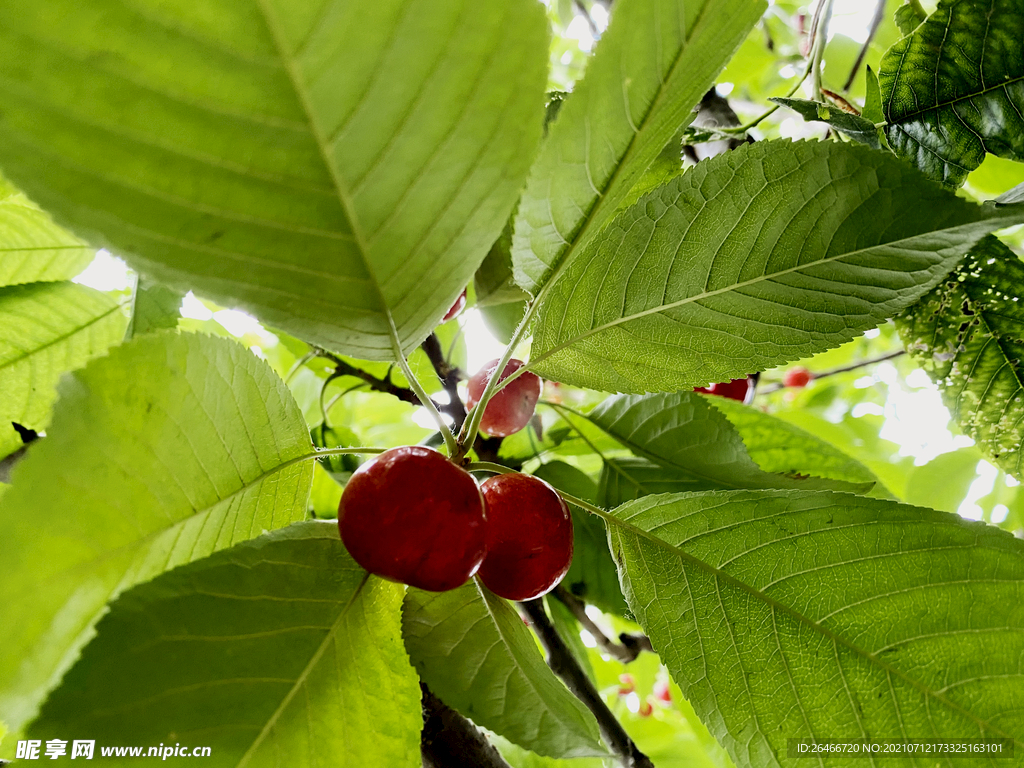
<box><xmin>528</xmin><ymin>212</ymin><xmax>1015</xmax><ymax>369</ymax></box>
<box><xmin>235</xmin><ymin>571</ymin><xmax>371</xmax><ymax>767</ymax></box>
<box><xmin>604</xmin><ymin>495</ymin><xmax>1022</xmax><ymax>745</ymax></box>
<box><xmin>888</xmin><ymin>69</ymin><xmax>1024</xmax><ymax>124</ymax></box>
<box><xmin>0</xmin><ymin>299</ymin><xmax>122</xmax><ymax>371</ymax></box>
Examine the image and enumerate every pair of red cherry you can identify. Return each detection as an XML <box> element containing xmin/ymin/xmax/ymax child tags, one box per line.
<box><xmin>338</xmin><ymin>447</ymin><xmax>573</xmax><ymax>599</ymax></box>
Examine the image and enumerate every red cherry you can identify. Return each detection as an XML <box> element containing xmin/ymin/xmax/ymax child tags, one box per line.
<box><xmin>694</xmin><ymin>376</ymin><xmax>753</xmax><ymax>402</ymax></box>
<box><xmin>338</xmin><ymin>446</ymin><xmax>486</xmax><ymax>592</ymax></box>
<box><xmin>653</xmin><ymin>680</ymin><xmax>671</xmax><ymax>703</ymax></box>
<box><xmin>466</xmin><ymin>359</ymin><xmax>543</xmax><ymax>437</ymax></box>
<box><xmin>477</xmin><ymin>473</ymin><xmax>573</xmax><ymax>601</ymax></box>
<box><xmin>638</xmin><ymin>698</ymin><xmax>654</xmax><ymax>717</ymax></box>
<box><xmin>783</xmin><ymin>366</ymin><xmax>813</xmax><ymax>388</ymax></box>
<box><xmin>442</xmin><ymin>289</ymin><xmax>467</xmax><ymax>323</ymax></box>
<box><xmin>617</xmin><ymin>674</ymin><xmax>636</xmax><ymax>696</ymax></box>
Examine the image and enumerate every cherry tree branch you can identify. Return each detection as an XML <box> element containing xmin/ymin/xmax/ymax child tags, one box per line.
<box><xmin>519</xmin><ymin>599</ymin><xmax>655</xmax><ymax>768</ymax></box>
<box><xmin>420</xmin><ymin>684</ymin><xmax>513</xmax><ymax>768</ymax></box>
<box><xmin>757</xmin><ymin>349</ymin><xmax>905</xmax><ymax>395</ymax></box>
<box><xmin>552</xmin><ymin>586</ymin><xmax>653</xmax><ymax>664</ymax></box>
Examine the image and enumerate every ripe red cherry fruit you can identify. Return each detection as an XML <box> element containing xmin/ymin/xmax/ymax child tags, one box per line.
<box><xmin>466</xmin><ymin>359</ymin><xmax>543</xmax><ymax>437</ymax></box>
<box><xmin>442</xmin><ymin>289</ymin><xmax>467</xmax><ymax>323</ymax></box>
<box><xmin>694</xmin><ymin>376</ymin><xmax>753</xmax><ymax>402</ymax></box>
<box><xmin>338</xmin><ymin>446</ymin><xmax>486</xmax><ymax>592</ymax></box>
<box><xmin>477</xmin><ymin>473</ymin><xmax>573</xmax><ymax>601</ymax></box>
<box><xmin>783</xmin><ymin>366</ymin><xmax>813</xmax><ymax>388</ymax></box>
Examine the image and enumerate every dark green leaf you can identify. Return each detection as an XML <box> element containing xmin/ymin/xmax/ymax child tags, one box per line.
<box><xmin>30</xmin><ymin>522</ymin><xmax>422</xmax><ymax>766</ymax></box>
<box><xmin>880</xmin><ymin>0</ymin><xmax>1024</xmax><ymax>187</ymax></box>
<box><xmin>0</xmin><ymin>332</ymin><xmax>313</xmax><ymax>737</ymax></box>
<box><xmin>513</xmin><ymin>0</ymin><xmax>766</xmax><ymax>294</ymax></box>
<box><xmin>528</xmin><ymin>140</ymin><xmax>1023</xmax><ymax>392</ymax></box>
<box><xmin>0</xmin><ymin>0</ymin><xmax>547</xmax><ymax>359</ymax></box>
<box><xmin>124</xmin><ymin>277</ymin><xmax>182</xmax><ymax>338</ymax></box>
<box><xmin>770</xmin><ymin>98</ymin><xmax>881</xmax><ymax>147</ymax></box>
<box><xmin>897</xmin><ymin>235</ymin><xmax>1024</xmax><ymax>479</ymax></box>
<box><xmin>894</xmin><ymin>0</ymin><xmax>927</xmax><ymax>35</ymax></box>
<box><xmin>598</xmin><ymin>457</ymin><xmax>718</xmax><ymax>507</ymax></box>
<box><xmin>609</xmin><ymin>489</ymin><xmax>1024</xmax><ymax>767</ymax></box>
<box><xmin>402</xmin><ymin>581</ymin><xmax>607</xmax><ymax>759</ymax></box>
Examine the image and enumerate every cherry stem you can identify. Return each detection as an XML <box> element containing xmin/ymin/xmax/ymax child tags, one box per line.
<box><xmin>519</xmin><ymin>599</ymin><xmax>655</xmax><ymax>768</ymax></box>
<box><xmin>464</xmin><ymin>461</ymin><xmax>515</xmax><ymax>475</ymax></box>
<box><xmin>392</xmin><ymin>349</ymin><xmax>459</xmax><ymax>456</ymax></box>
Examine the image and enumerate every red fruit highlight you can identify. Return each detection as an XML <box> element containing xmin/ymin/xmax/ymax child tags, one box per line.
<box><xmin>783</xmin><ymin>366</ymin><xmax>813</xmax><ymax>388</ymax></box>
<box><xmin>694</xmin><ymin>376</ymin><xmax>753</xmax><ymax>402</ymax></box>
<box><xmin>618</xmin><ymin>674</ymin><xmax>636</xmax><ymax>696</ymax></box>
<box><xmin>477</xmin><ymin>473</ymin><xmax>573</xmax><ymax>601</ymax></box>
<box><xmin>466</xmin><ymin>359</ymin><xmax>543</xmax><ymax>437</ymax></box>
<box><xmin>653</xmin><ymin>680</ymin><xmax>671</xmax><ymax>703</ymax></box>
<box><xmin>442</xmin><ymin>289</ymin><xmax>467</xmax><ymax>323</ymax></box>
<box><xmin>638</xmin><ymin>698</ymin><xmax>654</xmax><ymax>717</ymax></box>
<box><xmin>338</xmin><ymin>446</ymin><xmax>486</xmax><ymax>592</ymax></box>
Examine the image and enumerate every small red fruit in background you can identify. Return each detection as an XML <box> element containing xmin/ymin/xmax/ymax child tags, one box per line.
<box><xmin>477</xmin><ymin>473</ymin><xmax>573</xmax><ymax>601</ymax></box>
<box><xmin>694</xmin><ymin>376</ymin><xmax>753</xmax><ymax>403</ymax></box>
<box><xmin>653</xmin><ymin>680</ymin><xmax>671</xmax><ymax>703</ymax></box>
<box><xmin>783</xmin><ymin>366</ymin><xmax>813</xmax><ymax>388</ymax></box>
<box><xmin>338</xmin><ymin>446</ymin><xmax>486</xmax><ymax>592</ymax></box>
<box><xmin>617</xmin><ymin>674</ymin><xmax>636</xmax><ymax>696</ymax></box>
<box><xmin>442</xmin><ymin>289</ymin><xmax>467</xmax><ymax>323</ymax></box>
<box><xmin>638</xmin><ymin>698</ymin><xmax>654</xmax><ymax>717</ymax></box>
<box><xmin>466</xmin><ymin>359</ymin><xmax>543</xmax><ymax>437</ymax></box>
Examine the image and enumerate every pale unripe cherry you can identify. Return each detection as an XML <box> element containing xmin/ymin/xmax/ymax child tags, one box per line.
<box><xmin>466</xmin><ymin>359</ymin><xmax>543</xmax><ymax>437</ymax></box>
<box><xmin>338</xmin><ymin>446</ymin><xmax>486</xmax><ymax>592</ymax></box>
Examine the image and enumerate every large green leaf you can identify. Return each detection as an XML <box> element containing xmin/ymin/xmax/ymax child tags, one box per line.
<box><xmin>598</xmin><ymin>457</ymin><xmax>718</xmax><ymax>507</ymax></box>
<box><xmin>0</xmin><ymin>332</ymin><xmax>313</xmax><ymax>742</ymax></box>
<box><xmin>897</xmin><ymin>235</ymin><xmax>1024</xmax><ymax>479</ymax></box>
<box><xmin>589</xmin><ymin>393</ymin><xmax>870</xmax><ymax>492</ymax></box>
<box><xmin>29</xmin><ymin>522</ymin><xmax>421</xmax><ymax>767</ymax></box>
<box><xmin>706</xmin><ymin>395</ymin><xmax>879</xmax><ymax>486</ymax></box>
<box><xmin>512</xmin><ymin>0</ymin><xmax>766</xmax><ymax>294</ymax></box>
<box><xmin>0</xmin><ymin>0</ymin><xmax>547</xmax><ymax>360</ymax></box>
<box><xmin>0</xmin><ymin>281</ymin><xmax>126</xmax><ymax>459</ymax></box>
<box><xmin>0</xmin><ymin>175</ymin><xmax>93</xmax><ymax>287</ymax></box>
<box><xmin>402</xmin><ymin>581</ymin><xmax>607</xmax><ymax>759</ymax></box>
<box><xmin>533</xmin><ymin>461</ymin><xmax>626</xmax><ymax>615</ymax></box>
<box><xmin>879</xmin><ymin>0</ymin><xmax>1024</xmax><ymax>187</ymax></box>
<box><xmin>608</xmin><ymin>490</ymin><xmax>1024</xmax><ymax>767</ymax></box>
<box><xmin>528</xmin><ymin>140</ymin><xmax>1024</xmax><ymax>392</ymax></box>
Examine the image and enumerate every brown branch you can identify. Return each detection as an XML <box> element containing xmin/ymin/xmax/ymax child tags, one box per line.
<box><xmin>553</xmin><ymin>586</ymin><xmax>652</xmax><ymax>664</ymax></box>
<box><xmin>421</xmin><ymin>684</ymin><xmax>513</xmax><ymax>768</ymax></box>
<box><xmin>758</xmin><ymin>349</ymin><xmax>906</xmax><ymax>395</ymax></box>
<box><xmin>519</xmin><ymin>600</ymin><xmax>654</xmax><ymax>768</ymax></box>
<box><xmin>312</xmin><ymin>347</ymin><xmax>423</xmax><ymax>407</ymax></box>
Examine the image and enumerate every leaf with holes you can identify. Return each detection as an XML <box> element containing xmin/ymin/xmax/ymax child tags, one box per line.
<box><xmin>608</xmin><ymin>489</ymin><xmax>1024</xmax><ymax>767</ymax></box>
<box><xmin>513</xmin><ymin>0</ymin><xmax>766</xmax><ymax>294</ymax></box>
<box><xmin>0</xmin><ymin>281</ymin><xmax>126</xmax><ymax>460</ymax></box>
<box><xmin>879</xmin><ymin>0</ymin><xmax>1024</xmax><ymax>187</ymax></box>
<box><xmin>527</xmin><ymin>140</ymin><xmax>1024</xmax><ymax>393</ymax></box>
<box><xmin>897</xmin><ymin>235</ymin><xmax>1024</xmax><ymax>480</ymax></box>
<box><xmin>402</xmin><ymin>581</ymin><xmax>607</xmax><ymax>759</ymax></box>
<box><xmin>0</xmin><ymin>332</ymin><xmax>313</xmax><ymax>741</ymax></box>
<box><xmin>29</xmin><ymin>522</ymin><xmax>422</xmax><ymax>767</ymax></box>
<box><xmin>0</xmin><ymin>174</ymin><xmax>93</xmax><ymax>287</ymax></box>
<box><xmin>0</xmin><ymin>0</ymin><xmax>547</xmax><ymax>360</ymax></box>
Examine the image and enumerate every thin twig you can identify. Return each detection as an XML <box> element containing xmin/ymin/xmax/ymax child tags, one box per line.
<box><xmin>519</xmin><ymin>600</ymin><xmax>655</xmax><ymax>768</ymax></box>
<box><xmin>553</xmin><ymin>586</ymin><xmax>652</xmax><ymax>664</ymax></box>
<box><xmin>842</xmin><ymin>0</ymin><xmax>887</xmax><ymax>92</ymax></box>
<box><xmin>758</xmin><ymin>349</ymin><xmax>906</xmax><ymax>395</ymax></box>
<box><xmin>421</xmin><ymin>684</ymin><xmax>513</xmax><ymax>768</ymax></box>
<box><xmin>572</xmin><ymin>0</ymin><xmax>600</xmax><ymax>36</ymax></box>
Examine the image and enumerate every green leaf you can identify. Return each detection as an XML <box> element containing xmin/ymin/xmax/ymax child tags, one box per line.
<box><xmin>879</xmin><ymin>0</ymin><xmax>1024</xmax><ymax>187</ymax></box>
<box><xmin>528</xmin><ymin>140</ymin><xmax>1023</xmax><ymax>392</ymax></box>
<box><xmin>0</xmin><ymin>0</ymin><xmax>547</xmax><ymax>360</ymax></box>
<box><xmin>706</xmin><ymin>395</ymin><xmax>879</xmax><ymax>486</ymax></box>
<box><xmin>770</xmin><ymin>98</ymin><xmax>881</xmax><ymax>148</ymax></box>
<box><xmin>402</xmin><ymin>581</ymin><xmax>607</xmax><ymax>759</ymax></box>
<box><xmin>862</xmin><ymin>66</ymin><xmax>884</xmax><ymax>124</ymax></box>
<box><xmin>0</xmin><ymin>332</ymin><xmax>313</xmax><ymax>740</ymax></box>
<box><xmin>0</xmin><ymin>281</ymin><xmax>126</xmax><ymax>459</ymax></box>
<box><xmin>894</xmin><ymin>0</ymin><xmax>927</xmax><ymax>35</ymax></box>
<box><xmin>533</xmin><ymin>461</ymin><xmax>626</xmax><ymax>615</ymax></box>
<box><xmin>512</xmin><ymin>0</ymin><xmax>766</xmax><ymax>294</ymax></box>
<box><xmin>598</xmin><ymin>457</ymin><xmax>718</xmax><ymax>507</ymax></box>
<box><xmin>124</xmin><ymin>277</ymin><xmax>182</xmax><ymax>339</ymax></box>
<box><xmin>897</xmin><ymin>235</ymin><xmax>1024</xmax><ymax>479</ymax></box>
<box><xmin>0</xmin><ymin>174</ymin><xmax>93</xmax><ymax>287</ymax></box>
<box><xmin>590</xmin><ymin>392</ymin><xmax>870</xmax><ymax>491</ymax></box>
<box><xmin>30</xmin><ymin>522</ymin><xmax>422</xmax><ymax>767</ymax></box>
<box><xmin>608</xmin><ymin>489</ymin><xmax>1024</xmax><ymax>767</ymax></box>
<box><xmin>902</xmin><ymin>446</ymin><xmax>986</xmax><ymax>513</ymax></box>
